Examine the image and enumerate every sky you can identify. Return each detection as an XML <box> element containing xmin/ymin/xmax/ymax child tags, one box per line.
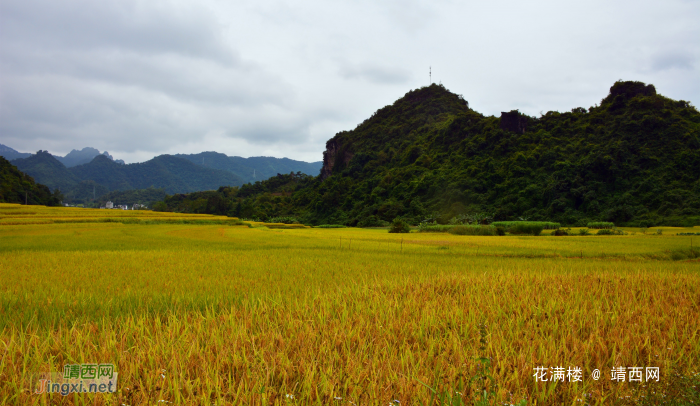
<box><xmin>1</xmin><ymin>0</ymin><xmax>698</xmax><ymax>164</ymax></box>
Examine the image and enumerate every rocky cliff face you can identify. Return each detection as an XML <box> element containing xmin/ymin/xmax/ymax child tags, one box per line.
<box><xmin>321</xmin><ymin>138</ymin><xmax>354</xmax><ymax>180</ymax></box>
<box><xmin>500</xmin><ymin>110</ymin><xmax>529</xmax><ymax>134</ymax></box>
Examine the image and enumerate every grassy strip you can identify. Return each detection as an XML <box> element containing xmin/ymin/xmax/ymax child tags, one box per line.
<box><xmin>314</xmin><ymin>224</ymin><xmax>347</xmax><ymax>228</ymax></box>
<box><xmin>49</xmin><ymin>218</ymin><xmax>252</xmax><ymax>226</ymax></box>
<box><xmin>264</xmin><ymin>223</ymin><xmax>309</xmax><ymax>229</ymax></box>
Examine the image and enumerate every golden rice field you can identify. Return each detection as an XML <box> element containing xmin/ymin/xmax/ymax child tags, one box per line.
<box><xmin>0</xmin><ymin>203</ymin><xmax>699</xmax><ymax>405</ymax></box>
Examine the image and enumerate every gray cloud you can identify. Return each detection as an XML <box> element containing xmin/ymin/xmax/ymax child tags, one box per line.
<box><xmin>650</xmin><ymin>52</ymin><xmax>695</xmax><ymax>71</ymax></box>
<box><xmin>339</xmin><ymin>62</ymin><xmax>412</xmax><ymax>84</ymax></box>
<box><xmin>1</xmin><ymin>0</ymin><xmax>699</xmax><ymax>163</ymax></box>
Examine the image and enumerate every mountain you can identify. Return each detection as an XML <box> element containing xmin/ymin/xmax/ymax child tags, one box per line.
<box><xmin>154</xmin><ymin>81</ymin><xmax>700</xmax><ymax>227</ymax></box>
<box><xmin>11</xmin><ymin>151</ymin><xmax>80</xmax><ymax>193</ymax></box>
<box><xmin>55</xmin><ymin>147</ymin><xmax>125</xmax><ymax>167</ymax></box>
<box><xmin>0</xmin><ymin>145</ymin><xmax>126</xmax><ymax>167</ymax></box>
<box><xmin>70</xmin><ymin>154</ymin><xmax>243</xmax><ymax>193</ymax></box>
<box><xmin>11</xmin><ymin>152</ymin><xmax>243</xmax><ymax>203</ymax></box>
<box><xmin>0</xmin><ymin>144</ymin><xmax>32</xmax><ymax>161</ymax></box>
<box><xmin>0</xmin><ymin>157</ymin><xmax>62</xmax><ymax>206</ymax></box>
<box><xmin>5</xmin><ymin>144</ymin><xmax>320</xmax><ymax>204</ymax></box>
<box><xmin>175</xmin><ymin>152</ymin><xmax>322</xmax><ymax>183</ymax></box>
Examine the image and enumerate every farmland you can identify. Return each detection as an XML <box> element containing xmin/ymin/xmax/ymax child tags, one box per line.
<box><xmin>1</xmin><ymin>203</ymin><xmax>699</xmax><ymax>405</ymax></box>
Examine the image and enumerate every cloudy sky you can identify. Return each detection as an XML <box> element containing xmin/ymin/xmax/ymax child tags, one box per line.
<box><xmin>1</xmin><ymin>0</ymin><xmax>698</xmax><ymax>163</ymax></box>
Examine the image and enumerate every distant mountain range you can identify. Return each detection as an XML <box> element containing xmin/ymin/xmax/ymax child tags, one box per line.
<box><xmin>1</xmin><ymin>144</ymin><xmax>322</xmax><ymax>204</ymax></box>
<box><xmin>57</xmin><ymin>147</ymin><xmax>126</xmax><ymax>167</ymax></box>
<box><xmin>0</xmin><ymin>145</ymin><xmax>125</xmax><ymax>167</ymax></box>
<box><xmin>175</xmin><ymin>152</ymin><xmax>323</xmax><ymax>184</ymax></box>
<box><xmin>0</xmin><ymin>145</ymin><xmax>31</xmax><ymax>161</ymax></box>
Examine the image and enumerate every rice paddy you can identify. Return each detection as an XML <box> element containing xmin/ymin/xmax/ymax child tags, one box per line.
<box><xmin>0</xmin><ymin>203</ymin><xmax>698</xmax><ymax>405</ymax></box>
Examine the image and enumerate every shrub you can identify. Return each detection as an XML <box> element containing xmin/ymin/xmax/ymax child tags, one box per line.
<box><xmin>553</xmin><ymin>229</ymin><xmax>569</xmax><ymax>236</ymax></box>
<box><xmin>418</xmin><ymin>224</ymin><xmax>455</xmax><ymax>233</ymax></box>
<box><xmin>508</xmin><ymin>223</ymin><xmax>543</xmax><ymax>236</ymax></box>
<box><xmin>669</xmin><ymin>248</ymin><xmax>700</xmax><ymax>260</ymax></box>
<box><xmin>266</xmin><ymin>216</ymin><xmax>299</xmax><ymax>224</ymax></box>
<box><xmin>447</xmin><ymin>225</ymin><xmax>499</xmax><ymax>236</ymax></box>
<box><xmin>492</xmin><ymin>221</ymin><xmax>560</xmax><ymax>230</ymax></box>
<box><xmin>656</xmin><ymin>229</ymin><xmax>663</xmax><ymax>235</ymax></box>
<box><xmin>596</xmin><ymin>228</ymin><xmax>626</xmax><ymax>235</ymax></box>
<box><xmin>495</xmin><ymin>226</ymin><xmax>506</xmax><ymax>236</ymax></box>
<box><xmin>578</xmin><ymin>228</ymin><xmax>591</xmax><ymax>236</ymax></box>
<box><xmin>388</xmin><ymin>218</ymin><xmax>411</xmax><ymax>233</ymax></box>
<box><xmin>447</xmin><ymin>213</ymin><xmax>493</xmax><ymax>225</ymax></box>
<box><xmin>587</xmin><ymin>222</ymin><xmax>615</xmax><ymax>229</ymax></box>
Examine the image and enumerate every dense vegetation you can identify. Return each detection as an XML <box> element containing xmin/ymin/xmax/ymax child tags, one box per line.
<box><xmin>0</xmin><ymin>157</ymin><xmax>62</xmax><ymax>206</ymax></box>
<box><xmin>94</xmin><ymin>187</ymin><xmax>167</xmax><ymax>208</ymax></box>
<box><xmin>156</xmin><ymin>81</ymin><xmax>700</xmax><ymax>227</ymax></box>
<box><xmin>154</xmin><ymin>172</ymin><xmax>314</xmax><ymax>217</ymax></box>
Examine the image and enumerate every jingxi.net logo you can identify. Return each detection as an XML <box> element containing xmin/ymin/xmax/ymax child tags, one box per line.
<box><xmin>33</xmin><ymin>363</ymin><xmax>118</xmax><ymax>396</ymax></box>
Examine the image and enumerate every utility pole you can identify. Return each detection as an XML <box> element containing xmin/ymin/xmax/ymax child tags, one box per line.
<box><xmin>429</xmin><ymin>66</ymin><xmax>432</xmax><ymax>85</ymax></box>
<box><xmin>253</xmin><ymin>169</ymin><xmax>256</xmax><ymax>180</ymax></box>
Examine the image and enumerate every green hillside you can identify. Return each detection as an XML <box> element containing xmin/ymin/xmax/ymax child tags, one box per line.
<box><xmin>0</xmin><ymin>157</ymin><xmax>62</xmax><ymax>206</ymax></box>
<box><xmin>155</xmin><ymin>81</ymin><xmax>700</xmax><ymax>227</ymax></box>
<box><xmin>11</xmin><ymin>151</ymin><xmax>79</xmax><ymax>193</ymax></box>
<box><xmin>175</xmin><ymin>152</ymin><xmax>322</xmax><ymax>183</ymax></box>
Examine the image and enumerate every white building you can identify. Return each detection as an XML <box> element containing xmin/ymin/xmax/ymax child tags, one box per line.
<box><xmin>106</xmin><ymin>201</ymin><xmax>114</xmax><ymax>209</ymax></box>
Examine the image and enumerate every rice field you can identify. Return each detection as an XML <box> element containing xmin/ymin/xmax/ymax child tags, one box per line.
<box><xmin>0</xmin><ymin>203</ymin><xmax>699</xmax><ymax>405</ymax></box>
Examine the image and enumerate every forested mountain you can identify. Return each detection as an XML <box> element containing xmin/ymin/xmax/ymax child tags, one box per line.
<box><xmin>10</xmin><ymin>151</ymin><xmax>79</xmax><ymax>193</ymax></box>
<box><xmin>155</xmin><ymin>81</ymin><xmax>700</xmax><ymax>227</ymax></box>
<box><xmin>175</xmin><ymin>152</ymin><xmax>322</xmax><ymax>183</ymax></box>
<box><xmin>0</xmin><ymin>157</ymin><xmax>62</xmax><ymax>206</ymax></box>
<box><xmin>11</xmin><ymin>152</ymin><xmax>243</xmax><ymax>203</ymax></box>
<box><xmin>5</xmin><ymin>145</ymin><xmax>321</xmax><ymax>204</ymax></box>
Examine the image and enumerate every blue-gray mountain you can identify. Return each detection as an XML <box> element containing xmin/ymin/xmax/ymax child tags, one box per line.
<box><xmin>0</xmin><ymin>145</ymin><xmax>125</xmax><ymax>167</ymax></box>
<box><xmin>11</xmin><ymin>152</ymin><xmax>243</xmax><ymax>203</ymax></box>
<box><xmin>0</xmin><ymin>144</ymin><xmax>31</xmax><ymax>161</ymax></box>
<box><xmin>6</xmin><ymin>147</ymin><xmax>322</xmax><ymax>204</ymax></box>
<box><xmin>175</xmin><ymin>152</ymin><xmax>322</xmax><ymax>184</ymax></box>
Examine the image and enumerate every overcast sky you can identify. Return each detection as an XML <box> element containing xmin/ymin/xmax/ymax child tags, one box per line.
<box><xmin>1</xmin><ymin>0</ymin><xmax>698</xmax><ymax>163</ymax></box>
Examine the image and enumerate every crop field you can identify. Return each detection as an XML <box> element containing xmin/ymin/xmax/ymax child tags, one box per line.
<box><xmin>1</xmin><ymin>203</ymin><xmax>699</xmax><ymax>405</ymax></box>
